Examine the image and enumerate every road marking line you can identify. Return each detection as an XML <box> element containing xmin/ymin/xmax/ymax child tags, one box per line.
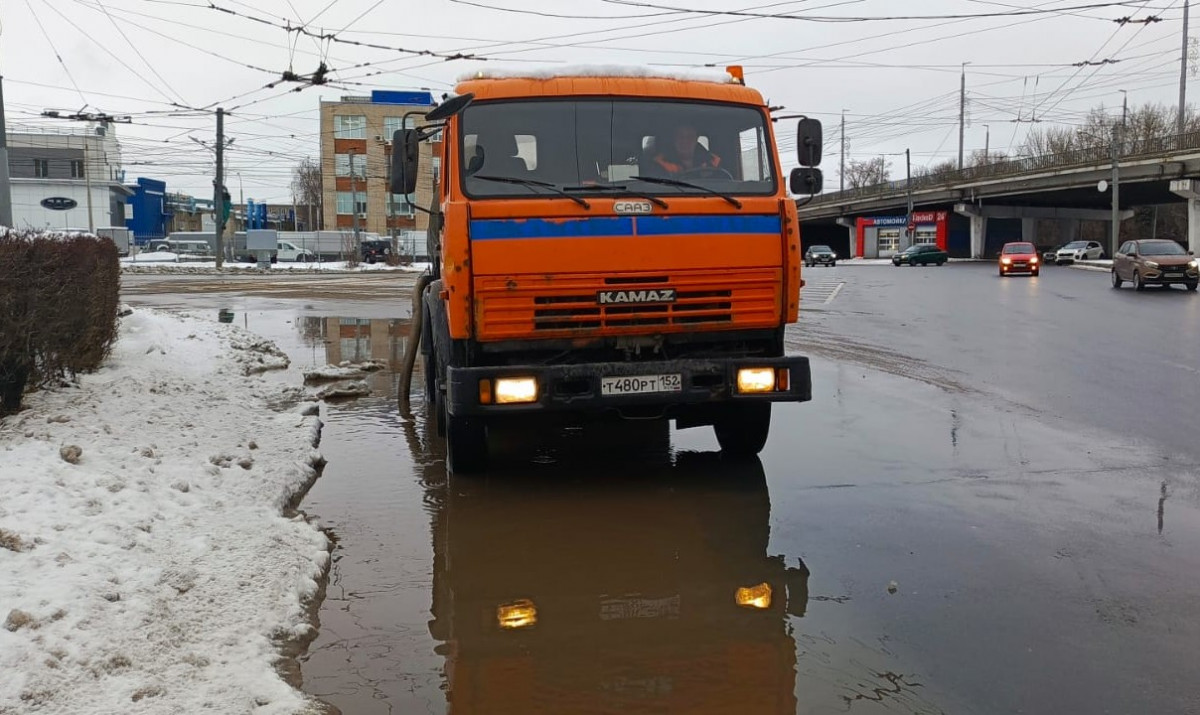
<box><xmin>825</xmin><ymin>281</ymin><xmax>846</xmax><ymax>304</ymax></box>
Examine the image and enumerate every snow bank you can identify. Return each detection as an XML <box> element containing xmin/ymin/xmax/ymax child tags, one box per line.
<box><xmin>459</xmin><ymin>65</ymin><xmax>735</xmax><ymax>84</ymax></box>
<box><xmin>302</xmin><ymin>361</ymin><xmax>387</xmax><ymax>383</ymax></box>
<box><xmin>120</xmin><ymin>252</ymin><xmax>181</xmax><ymax>264</ymax></box>
<box><xmin>0</xmin><ymin>309</ymin><xmax>329</xmax><ymax>714</ymax></box>
<box><xmin>121</xmin><ymin>261</ymin><xmax>430</xmax><ymax>275</ymax></box>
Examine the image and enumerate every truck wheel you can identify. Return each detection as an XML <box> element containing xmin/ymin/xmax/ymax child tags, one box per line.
<box><xmin>713</xmin><ymin>403</ymin><xmax>771</xmax><ymax>456</ymax></box>
<box><xmin>446</xmin><ymin>415</ymin><xmax>489</xmax><ymax>474</ymax></box>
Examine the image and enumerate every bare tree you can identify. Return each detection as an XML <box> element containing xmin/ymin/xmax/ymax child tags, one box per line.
<box><xmin>844</xmin><ymin>156</ymin><xmax>891</xmax><ymax>188</ymax></box>
<box><xmin>290</xmin><ymin>158</ymin><xmax>323</xmax><ymax>231</ymax></box>
<box><xmin>916</xmin><ymin>159</ymin><xmax>958</xmax><ymax>178</ymax></box>
<box><xmin>1022</xmin><ymin>102</ymin><xmax>1200</xmax><ymax>158</ymax></box>
<box><xmin>969</xmin><ymin>149</ymin><xmax>1007</xmax><ymax>166</ymax></box>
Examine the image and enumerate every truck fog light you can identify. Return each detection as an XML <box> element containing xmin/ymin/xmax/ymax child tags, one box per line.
<box><xmin>497</xmin><ymin>599</ymin><xmax>537</xmax><ymax>629</ymax></box>
<box><xmin>495</xmin><ymin>377</ymin><xmax>538</xmax><ymax>404</ymax></box>
<box><xmin>736</xmin><ymin>583</ymin><xmax>772</xmax><ymax>609</ymax></box>
<box><xmin>737</xmin><ymin>367</ymin><xmax>776</xmax><ymax>394</ymax></box>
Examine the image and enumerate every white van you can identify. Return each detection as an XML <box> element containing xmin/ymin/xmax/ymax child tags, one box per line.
<box><xmin>276</xmin><ymin>240</ymin><xmax>316</xmax><ymax>262</ymax></box>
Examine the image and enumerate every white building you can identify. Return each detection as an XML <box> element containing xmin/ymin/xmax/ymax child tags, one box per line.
<box><xmin>5</xmin><ymin>122</ymin><xmax>130</xmax><ymax>231</ymax></box>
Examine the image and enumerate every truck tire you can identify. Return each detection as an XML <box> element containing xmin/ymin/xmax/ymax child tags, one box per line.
<box><xmin>446</xmin><ymin>415</ymin><xmax>488</xmax><ymax>474</ymax></box>
<box><xmin>713</xmin><ymin>402</ymin><xmax>771</xmax><ymax>456</ymax></box>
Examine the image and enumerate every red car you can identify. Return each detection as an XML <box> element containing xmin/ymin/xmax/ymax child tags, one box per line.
<box><xmin>999</xmin><ymin>242</ymin><xmax>1040</xmax><ymax>276</ymax></box>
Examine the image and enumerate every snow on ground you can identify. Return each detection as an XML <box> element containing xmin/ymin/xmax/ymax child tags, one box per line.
<box><xmin>120</xmin><ymin>260</ymin><xmax>430</xmax><ymax>274</ymax></box>
<box><xmin>121</xmin><ymin>252</ymin><xmax>182</xmax><ymax>264</ymax></box>
<box><xmin>0</xmin><ymin>309</ymin><xmax>331</xmax><ymax>714</ymax></box>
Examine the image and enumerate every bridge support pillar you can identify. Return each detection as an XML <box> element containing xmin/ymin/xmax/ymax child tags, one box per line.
<box><xmin>1170</xmin><ymin>180</ymin><xmax>1200</xmax><ymax>254</ymax></box>
<box><xmin>970</xmin><ymin>215</ymin><xmax>987</xmax><ymax>258</ymax></box>
<box><xmin>953</xmin><ymin>203</ymin><xmax>987</xmax><ymax>258</ymax></box>
<box><xmin>1058</xmin><ymin>219</ymin><xmax>1080</xmax><ymax>244</ymax></box>
<box><xmin>836</xmin><ymin>217</ymin><xmax>857</xmax><ymax>258</ymax></box>
<box><xmin>1021</xmin><ymin>218</ymin><xmax>1038</xmax><ymax>244</ymax></box>
<box><xmin>1186</xmin><ymin>200</ymin><xmax>1200</xmax><ymax>256</ymax></box>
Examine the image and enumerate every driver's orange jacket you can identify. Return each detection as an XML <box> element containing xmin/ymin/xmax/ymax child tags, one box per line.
<box><xmin>653</xmin><ymin>150</ymin><xmax>722</xmax><ymax>174</ymax></box>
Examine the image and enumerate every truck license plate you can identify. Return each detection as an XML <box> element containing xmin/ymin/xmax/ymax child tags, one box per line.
<box><xmin>601</xmin><ymin>374</ymin><xmax>682</xmax><ymax>396</ymax></box>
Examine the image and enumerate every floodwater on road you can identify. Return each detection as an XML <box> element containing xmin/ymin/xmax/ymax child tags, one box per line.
<box><xmin>120</xmin><ymin>271</ymin><xmax>1200</xmax><ymax>715</ymax></box>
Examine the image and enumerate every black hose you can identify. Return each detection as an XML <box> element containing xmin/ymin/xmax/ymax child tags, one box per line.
<box><xmin>398</xmin><ymin>273</ymin><xmax>434</xmax><ymax>413</ymax></box>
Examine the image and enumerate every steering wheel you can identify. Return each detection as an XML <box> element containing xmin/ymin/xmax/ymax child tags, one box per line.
<box><xmin>677</xmin><ymin>166</ymin><xmax>734</xmax><ymax>180</ymax></box>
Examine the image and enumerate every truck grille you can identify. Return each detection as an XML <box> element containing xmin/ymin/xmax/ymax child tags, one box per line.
<box><xmin>475</xmin><ymin>269</ymin><xmax>781</xmax><ymax>341</ymax></box>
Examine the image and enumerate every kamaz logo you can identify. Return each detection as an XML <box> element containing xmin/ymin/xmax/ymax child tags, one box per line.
<box><xmin>597</xmin><ymin>289</ymin><xmax>677</xmax><ymax>304</ymax></box>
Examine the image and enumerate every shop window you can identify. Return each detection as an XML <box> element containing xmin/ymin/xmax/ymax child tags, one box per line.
<box><xmin>878</xmin><ymin>228</ymin><xmax>901</xmax><ymax>254</ymax></box>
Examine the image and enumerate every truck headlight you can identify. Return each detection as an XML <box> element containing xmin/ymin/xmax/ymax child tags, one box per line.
<box><xmin>736</xmin><ymin>368</ymin><xmax>775</xmax><ymax>394</ymax></box>
<box><xmin>497</xmin><ymin>599</ymin><xmax>537</xmax><ymax>629</ymax></box>
<box><xmin>494</xmin><ymin>377</ymin><xmax>539</xmax><ymax>404</ymax></box>
<box><xmin>736</xmin><ymin>583</ymin><xmax>772</xmax><ymax>609</ymax></box>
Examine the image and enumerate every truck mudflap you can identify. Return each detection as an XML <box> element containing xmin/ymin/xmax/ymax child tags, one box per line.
<box><xmin>445</xmin><ymin>356</ymin><xmax>811</xmax><ymax>417</ymax></box>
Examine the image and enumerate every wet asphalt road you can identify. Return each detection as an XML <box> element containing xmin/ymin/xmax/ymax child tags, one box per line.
<box><xmin>121</xmin><ymin>266</ymin><xmax>1200</xmax><ymax>714</ymax></box>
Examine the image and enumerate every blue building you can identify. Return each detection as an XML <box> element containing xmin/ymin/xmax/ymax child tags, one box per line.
<box><xmin>125</xmin><ymin>178</ymin><xmax>170</xmax><ymax>245</ymax></box>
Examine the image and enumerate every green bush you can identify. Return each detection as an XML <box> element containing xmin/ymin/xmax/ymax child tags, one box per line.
<box><xmin>0</xmin><ymin>229</ymin><xmax>120</xmax><ymax>414</ymax></box>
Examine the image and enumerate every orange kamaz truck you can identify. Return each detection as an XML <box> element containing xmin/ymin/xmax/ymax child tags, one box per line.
<box><xmin>393</xmin><ymin>67</ymin><xmax>824</xmax><ymax>472</ymax></box>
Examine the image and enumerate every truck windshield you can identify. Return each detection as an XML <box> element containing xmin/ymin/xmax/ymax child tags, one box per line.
<box><xmin>460</xmin><ymin>99</ymin><xmax>776</xmax><ymax>199</ymax></box>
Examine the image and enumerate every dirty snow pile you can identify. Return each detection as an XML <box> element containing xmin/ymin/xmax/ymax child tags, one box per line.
<box><xmin>302</xmin><ymin>360</ymin><xmax>387</xmax><ymax>382</ymax></box>
<box><xmin>0</xmin><ymin>308</ymin><xmax>330</xmax><ymax>714</ymax></box>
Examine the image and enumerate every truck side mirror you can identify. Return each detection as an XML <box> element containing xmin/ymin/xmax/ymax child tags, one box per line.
<box><xmin>790</xmin><ymin>167</ymin><xmax>823</xmax><ymax>195</ymax></box>
<box><xmin>391</xmin><ymin>128</ymin><xmax>420</xmax><ymax>195</ymax></box>
<box><xmin>796</xmin><ymin>118</ymin><xmax>823</xmax><ymax>167</ymax></box>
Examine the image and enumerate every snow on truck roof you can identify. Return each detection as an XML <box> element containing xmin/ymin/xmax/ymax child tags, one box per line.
<box><xmin>454</xmin><ymin>65</ymin><xmax>766</xmax><ymax>104</ymax></box>
<box><xmin>458</xmin><ymin>65</ymin><xmax>737</xmax><ymax>83</ymax></box>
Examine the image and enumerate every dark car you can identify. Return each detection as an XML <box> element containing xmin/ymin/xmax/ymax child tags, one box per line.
<box><xmin>1112</xmin><ymin>239</ymin><xmax>1198</xmax><ymax>291</ymax></box>
<box><xmin>892</xmin><ymin>243</ymin><xmax>948</xmax><ymax>266</ymax></box>
<box><xmin>360</xmin><ymin>239</ymin><xmax>393</xmax><ymax>265</ymax></box>
<box><xmin>804</xmin><ymin>245</ymin><xmax>837</xmax><ymax>267</ymax></box>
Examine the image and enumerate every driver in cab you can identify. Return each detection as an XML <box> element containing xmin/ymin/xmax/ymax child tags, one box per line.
<box><xmin>651</xmin><ymin>124</ymin><xmax>723</xmax><ymax>176</ymax></box>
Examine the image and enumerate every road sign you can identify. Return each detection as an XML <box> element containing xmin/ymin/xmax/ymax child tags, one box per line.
<box><xmin>907</xmin><ymin>220</ymin><xmax>916</xmax><ymax>231</ymax></box>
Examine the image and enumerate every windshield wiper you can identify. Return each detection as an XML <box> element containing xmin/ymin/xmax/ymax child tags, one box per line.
<box><xmin>630</xmin><ymin>175</ymin><xmax>742</xmax><ymax>209</ymax></box>
<box><xmin>561</xmin><ymin>183</ymin><xmax>669</xmax><ymax>209</ymax></box>
<box><xmin>472</xmin><ymin>175</ymin><xmax>590</xmax><ymax>209</ymax></box>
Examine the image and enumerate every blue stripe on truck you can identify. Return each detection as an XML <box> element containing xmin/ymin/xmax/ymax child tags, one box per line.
<box><xmin>469</xmin><ymin>215</ymin><xmax>781</xmax><ymax>240</ymax></box>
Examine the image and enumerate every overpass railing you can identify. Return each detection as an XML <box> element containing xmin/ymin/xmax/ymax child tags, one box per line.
<box><xmin>808</xmin><ymin>130</ymin><xmax>1200</xmax><ymax>206</ymax></box>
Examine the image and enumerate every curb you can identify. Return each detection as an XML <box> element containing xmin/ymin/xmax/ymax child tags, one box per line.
<box><xmin>1068</xmin><ymin>260</ymin><xmax>1113</xmax><ymax>273</ymax></box>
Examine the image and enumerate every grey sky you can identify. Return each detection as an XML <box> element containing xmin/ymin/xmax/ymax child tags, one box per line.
<box><xmin>2</xmin><ymin>0</ymin><xmax>1188</xmax><ymax>201</ymax></box>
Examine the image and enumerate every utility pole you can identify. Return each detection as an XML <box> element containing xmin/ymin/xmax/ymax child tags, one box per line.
<box><xmin>984</xmin><ymin>124</ymin><xmax>990</xmax><ymax>163</ymax></box>
<box><xmin>83</xmin><ymin>141</ymin><xmax>94</xmax><ymax>232</ymax></box>
<box><xmin>1180</xmin><ymin>0</ymin><xmax>1190</xmax><ymax>138</ymax></box>
<box><xmin>212</xmin><ymin>107</ymin><xmax>225</xmax><ymax>269</ymax></box>
<box><xmin>905</xmin><ymin>148</ymin><xmax>913</xmax><ymax>249</ymax></box>
<box><xmin>840</xmin><ymin>109</ymin><xmax>847</xmax><ymax>192</ymax></box>
<box><xmin>1120</xmin><ymin>89</ymin><xmax>1128</xmax><ymax>155</ymax></box>
<box><xmin>0</xmin><ymin>76</ymin><xmax>13</xmax><ymax>228</ymax></box>
<box><xmin>958</xmin><ymin>63</ymin><xmax>967</xmax><ymax>170</ymax></box>
<box><xmin>349</xmin><ymin>150</ymin><xmax>360</xmax><ymax>242</ymax></box>
<box><xmin>1111</xmin><ymin>125</ymin><xmax>1120</xmax><ymax>258</ymax></box>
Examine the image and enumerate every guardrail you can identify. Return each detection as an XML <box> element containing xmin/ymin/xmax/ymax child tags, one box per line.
<box><xmin>807</xmin><ymin>130</ymin><xmax>1200</xmax><ymax>206</ymax></box>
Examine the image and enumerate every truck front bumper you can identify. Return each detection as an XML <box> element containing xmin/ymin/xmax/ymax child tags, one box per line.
<box><xmin>446</xmin><ymin>356</ymin><xmax>811</xmax><ymax>418</ymax></box>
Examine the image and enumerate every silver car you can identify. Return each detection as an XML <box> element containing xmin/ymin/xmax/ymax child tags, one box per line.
<box><xmin>1054</xmin><ymin>240</ymin><xmax>1104</xmax><ymax>264</ymax></box>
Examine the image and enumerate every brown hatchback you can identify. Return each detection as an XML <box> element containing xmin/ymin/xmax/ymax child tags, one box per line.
<box><xmin>1111</xmin><ymin>239</ymin><xmax>1198</xmax><ymax>291</ymax></box>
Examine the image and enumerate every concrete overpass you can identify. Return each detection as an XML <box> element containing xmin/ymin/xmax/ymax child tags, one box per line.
<box><xmin>797</xmin><ymin>131</ymin><xmax>1200</xmax><ymax>258</ymax></box>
